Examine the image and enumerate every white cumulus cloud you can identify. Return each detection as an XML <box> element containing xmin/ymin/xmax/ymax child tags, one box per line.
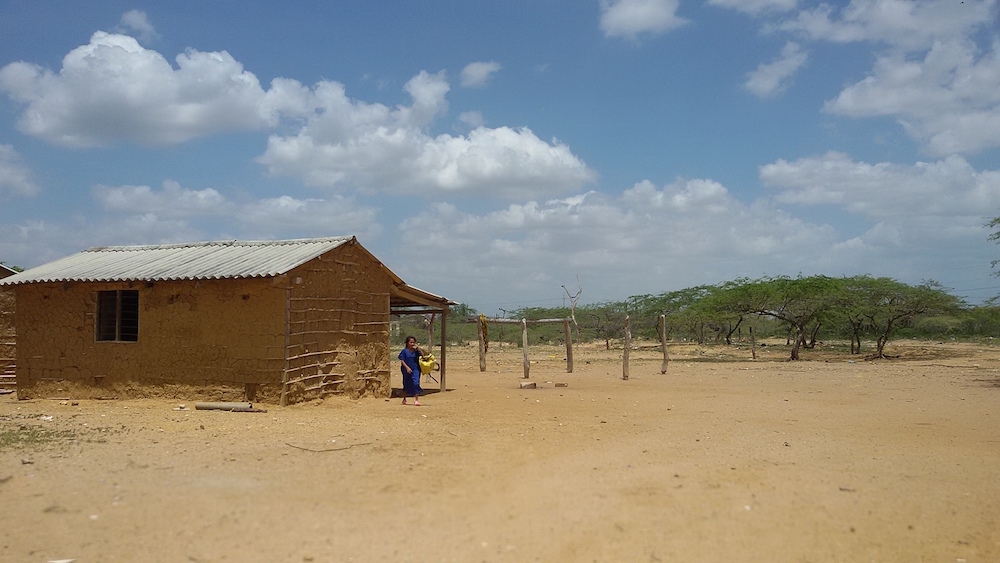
<box><xmin>0</xmin><ymin>34</ymin><xmax>593</xmax><ymax>198</ymax></box>
<box><xmin>823</xmin><ymin>40</ymin><xmax>1000</xmax><ymax>156</ymax></box>
<box><xmin>599</xmin><ymin>0</ymin><xmax>689</xmax><ymax>40</ymax></box>
<box><xmin>776</xmin><ymin>0</ymin><xmax>995</xmax><ymax>51</ymax></box>
<box><xmin>719</xmin><ymin>0</ymin><xmax>1000</xmax><ymax>156</ymax></box>
<box><xmin>92</xmin><ymin>180</ymin><xmax>381</xmax><ymax>242</ymax></box>
<box><xmin>257</xmin><ymin>71</ymin><xmax>595</xmax><ymax>198</ymax></box>
<box><xmin>0</xmin><ymin>144</ymin><xmax>40</xmax><ymax>199</ymax></box>
<box><xmin>0</xmin><ymin>31</ymin><xmax>274</xmax><ymax>147</ymax></box>
<box><xmin>760</xmin><ymin>151</ymin><xmax>1000</xmax><ymax>220</ymax></box>
<box><xmin>744</xmin><ymin>41</ymin><xmax>808</xmax><ymax>98</ymax></box>
<box><xmin>117</xmin><ymin>10</ymin><xmax>159</xmax><ymax>44</ymax></box>
<box><xmin>707</xmin><ymin>0</ymin><xmax>797</xmax><ymax>15</ymax></box>
<box><xmin>387</xmin><ymin>151</ymin><xmax>1000</xmax><ymax>309</ymax></box>
<box><xmin>460</xmin><ymin>61</ymin><xmax>502</xmax><ymax>88</ymax></box>
<box><xmin>393</xmin><ymin>179</ymin><xmax>837</xmax><ymax>308</ymax></box>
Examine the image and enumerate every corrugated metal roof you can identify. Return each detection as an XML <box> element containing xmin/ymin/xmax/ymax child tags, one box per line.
<box><xmin>0</xmin><ymin>237</ymin><xmax>355</xmax><ymax>285</ymax></box>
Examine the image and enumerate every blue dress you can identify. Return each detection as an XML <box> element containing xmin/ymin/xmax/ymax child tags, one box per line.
<box><xmin>398</xmin><ymin>347</ymin><xmax>423</xmax><ymax>396</ymax></box>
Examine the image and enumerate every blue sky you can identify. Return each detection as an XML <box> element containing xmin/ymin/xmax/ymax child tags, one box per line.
<box><xmin>1</xmin><ymin>0</ymin><xmax>999</xmax><ymax>314</ymax></box>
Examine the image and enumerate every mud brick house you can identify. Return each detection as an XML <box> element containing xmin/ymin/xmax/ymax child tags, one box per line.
<box><xmin>0</xmin><ymin>237</ymin><xmax>453</xmax><ymax>404</ymax></box>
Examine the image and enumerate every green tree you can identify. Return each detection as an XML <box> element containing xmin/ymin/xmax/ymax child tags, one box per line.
<box><xmin>713</xmin><ymin>278</ymin><xmax>776</xmax><ymax>357</ymax></box>
<box><xmin>854</xmin><ymin>279</ymin><xmax>962</xmax><ymax>359</ymax></box>
<box><xmin>581</xmin><ymin>302</ymin><xmax>627</xmax><ymax>350</ymax></box>
<box><xmin>835</xmin><ymin>276</ymin><xmax>880</xmax><ymax>354</ymax></box>
<box><xmin>656</xmin><ymin>286</ymin><xmax>717</xmax><ymax>343</ymax></box>
<box><xmin>738</xmin><ymin>275</ymin><xmax>842</xmax><ymax>360</ymax></box>
<box><xmin>450</xmin><ymin>302</ymin><xmax>477</xmax><ymax>318</ymax></box>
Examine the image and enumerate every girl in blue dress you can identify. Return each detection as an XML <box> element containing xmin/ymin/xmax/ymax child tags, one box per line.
<box><xmin>398</xmin><ymin>336</ymin><xmax>424</xmax><ymax>405</ymax></box>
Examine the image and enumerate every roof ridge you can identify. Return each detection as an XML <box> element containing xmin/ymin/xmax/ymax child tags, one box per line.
<box><xmin>84</xmin><ymin>236</ymin><xmax>354</xmax><ymax>253</ymax></box>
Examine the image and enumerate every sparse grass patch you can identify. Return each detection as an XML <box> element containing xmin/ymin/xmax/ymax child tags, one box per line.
<box><xmin>0</xmin><ymin>423</ymin><xmax>78</xmax><ymax>451</ymax></box>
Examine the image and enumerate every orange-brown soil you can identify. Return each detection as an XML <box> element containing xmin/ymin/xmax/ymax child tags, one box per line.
<box><xmin>2</xmin><ymin>340</ymin><xmax>998</xmax><ymax>562</ymax></box>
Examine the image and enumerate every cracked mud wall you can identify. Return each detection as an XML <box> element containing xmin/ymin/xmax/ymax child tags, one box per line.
<box><xmin>13</xmin><ymin>278</ymin><xmax>286</xmax><ymax>400</ymax></box>
<box><xmin>281</xmin><ymin>243</ymin><xmax>392</xmax><ymax>402</ymax></box>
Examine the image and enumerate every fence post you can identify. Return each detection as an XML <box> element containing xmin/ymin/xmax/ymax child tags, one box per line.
<box><xmin>564</xmin><ymin>318</ymin><xmax>573</xmax><ymax>373</ymax></box>
<box><xmin>659</xmin><ymin>314</ymin><xmax>668</xmax><ymax>374</ymax></box>
<box><xmin>522</xmin><ymin>318</ymin><xmax>529</xmax><ymax>379</ymax></box>
<box><xmin>478</xmin><ymin>316</ymin><xmax>487</xmax><ymax>372</ymax></box>
<box><xmin>623</xmin><ymin>315</ymin><xmax>631</xmax><ymax>380</ymax></box>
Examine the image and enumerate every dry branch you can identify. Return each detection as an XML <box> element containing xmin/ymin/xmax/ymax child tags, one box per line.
<box><xmin>285</xmin><ymin>441</ymin><xmax>372</xmax><ymax>452</ymax></box>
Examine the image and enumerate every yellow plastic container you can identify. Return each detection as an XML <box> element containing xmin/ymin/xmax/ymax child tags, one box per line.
<box><xmin>418</xmin><ymin>354</ymin><xmax>436</xmax><ymax>375</ymax></box>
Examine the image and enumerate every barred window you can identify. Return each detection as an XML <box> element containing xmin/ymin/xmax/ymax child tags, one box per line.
<box><xmin>96</xmin><ymin>290</ymin><xmax>139</xmax><ymax>342</ymax></box>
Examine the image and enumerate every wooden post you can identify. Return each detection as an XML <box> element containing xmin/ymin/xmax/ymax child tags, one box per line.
<box><xmin>280</xmin><ymin>287</ymin><xmax>291</xmax><ymax>407</ymax></box>
<box><xmin>659</xmin><ymin>314</ymin><xmax>668</xmax><ymax>374</ymax></box>
<box><xmin>521</xmin><ymin>318</ymin><xmax>529</xmax><ymax>379</ymax></box>
<box><xmin>440</xmin><ymin>310</ymin><xmax>447</xmax><ymax>391</ymax></box>
<box><xmin>564</xmin><ymin>318</ymin><xmax>573</xmax><ymax>373</ymax></box>
<box><xmin>478</xmin><ymin>315</ymin><xmax>487</xmax><ymax>372</ymax></box>
<box><xmin>623</xmin><ymin>315</ymin><xmax>631</xmax><ymax>380</ymax></box>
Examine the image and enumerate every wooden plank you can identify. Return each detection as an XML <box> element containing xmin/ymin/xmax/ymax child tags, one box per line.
<box><xmin>304</xmin><ymin>380</ymin><xmax>346</xmax><ymax>392</ymax></box>
<box><xmin>285</xmin><ymin>361</ymin><xmax>344</xmax><ymax>373</ymax></box>
<box><xmin>285</xmin><ymin>350</ymin><xmax>342</xmax><ymax>362</ymax></box>
<box><xmin>488</xmin><ymin>318</ymin><xmax>568</xmax><ymax>325</ymax></box>
<box><xmin>284</xmin><ymin>373</ymin><xmax>346</xmax><ymax>386</ymax></box>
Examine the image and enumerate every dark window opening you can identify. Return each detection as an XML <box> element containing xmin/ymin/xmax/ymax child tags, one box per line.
<box><xmin>97</xmin><ymin>290</ymin><xmax>139</xmax><ymax>342</ymax></box>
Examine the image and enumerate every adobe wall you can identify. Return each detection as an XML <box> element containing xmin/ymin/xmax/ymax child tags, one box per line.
<box><xmin>282</xmin><ymin>242</ymin><xmax>392</xmax><ymax>401</ymax></box>
<box><xmin>13</xmin><ymin>277</ymin><xmax>286</xmax><ymax>400</ymax></box>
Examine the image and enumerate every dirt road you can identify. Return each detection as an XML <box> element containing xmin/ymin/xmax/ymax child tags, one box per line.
<box><xmin>2</xmin><ymin>341</ymin><xmax>998</xmax><ymax>561</ymax></box>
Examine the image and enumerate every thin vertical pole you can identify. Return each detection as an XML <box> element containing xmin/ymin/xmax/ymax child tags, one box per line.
<box><xmin>659</xmin><ymin>314</ymin><xmax>668</xmax><ymax>374</ymax></box>
<box><xmin>623</xmin><ymin>315</ymin><xmax>631</xmax><ymax>380</ymax></box>
<box><xmin>521</xmin><ymin>318</ymin><xmax>529</xmax><ymax>379</ymax></box>
<box><xmin>478</xmin><ymin>315</ymin><xmax>487</xmax><ymax>372</ymax></box>
<box><xmin>564</xmin><ymin>318</ymin><xmax>573</xmax><ymax>373</ymax></box>
<box><xmin>440</xmin><ymin>310</ymin><xmax>447</xmax><ymax>391</ymax></box>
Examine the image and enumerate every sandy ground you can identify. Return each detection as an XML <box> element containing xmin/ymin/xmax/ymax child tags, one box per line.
<box><xmin>1</xmin><ymin>339</ymin><xmax>999</xmax><ymax>562</ymax></box>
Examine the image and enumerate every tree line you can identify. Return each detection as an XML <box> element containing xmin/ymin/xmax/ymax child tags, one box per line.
<box><xmin>398</xmin><ymin>275</ymin><xmax>999</xmax><ymax>361</ymax></box>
